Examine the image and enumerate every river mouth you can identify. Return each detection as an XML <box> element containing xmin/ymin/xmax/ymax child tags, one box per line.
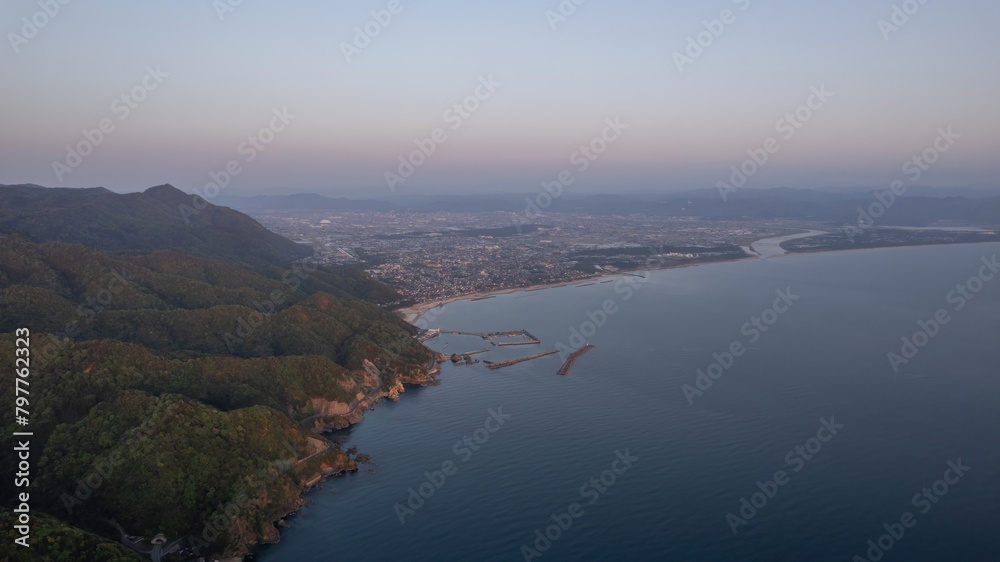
<box><xmin>750</xmin><ymin>229</ymin><xmax>827</xmax><ymax>257</ymax></box>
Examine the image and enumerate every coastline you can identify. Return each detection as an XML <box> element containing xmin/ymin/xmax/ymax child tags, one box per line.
<box><xmin>261</xmin><ymin>236</ymin><xmax>1000</xmax><ymax>560</ymax></box>
<box><xmin>396</xmin><ymin>237</ymin><xmax>1000</xmax><ymax>325</ymax></box>
<box><xmin>248</xmin><ymin>365</ymin><xmax>439</xmax><ymax>559</ymax></box>
<box><xmin>394</xmin><ymin>229</ymin><xmax>836</xmax><ymax>323</ymax></box>
<box><xmin>395</xmin><ymin>255</ymin><xmax>759</xmax><ymax>324</ymax></box>
<box><xmin>783</xmin><ymin>239</ymin><xmax>1000</xmax><ymax>259</ymax></box>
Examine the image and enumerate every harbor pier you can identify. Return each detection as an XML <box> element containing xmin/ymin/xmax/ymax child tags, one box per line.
<box><xmin>556</xmin><ymin>344</ymin><xmax>595</xmax><ymax>376</ymax></box>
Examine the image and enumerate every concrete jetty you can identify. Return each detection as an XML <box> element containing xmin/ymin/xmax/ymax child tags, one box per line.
<box><xmin>487</xmin><ymin>350</ymin><xmax>559</xmax><ymax>370</ymax></box>
<box><xmin>442</xmin><ymin>329</ymin><xmax>540</xmax><ymax>345</ymax></box>
<box><xmin>417</xmin><ymin>329</ymin><xmax>440</xmax><ymax>342</ymax></box>
<box><xmin>556</xmin><ymin>344</ymin><xmax>595</xmax><ymax>376</ymax></box>
<box><xmin>497</xmin><ymin>332</ymin><xmax>540</xmax><ymax>346</ymax></box>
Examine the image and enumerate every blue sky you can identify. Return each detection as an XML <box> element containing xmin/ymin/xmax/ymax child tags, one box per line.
<box><xmin>2</xmin><ymin>0</ymin><xmax>998</xmax><ymax>195</ymax></box>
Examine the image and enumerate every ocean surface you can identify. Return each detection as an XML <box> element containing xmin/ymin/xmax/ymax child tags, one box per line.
<box><xmin>259</xmin><ymin>243</ymin><xmax>1000</xmax><ymax>562</ymax></box>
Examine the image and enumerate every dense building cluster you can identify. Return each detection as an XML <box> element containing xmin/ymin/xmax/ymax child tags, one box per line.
<box><xmin>251</xmin><ymin>210</ymin><xmax>808</xmax><ymax>304</ymax></box>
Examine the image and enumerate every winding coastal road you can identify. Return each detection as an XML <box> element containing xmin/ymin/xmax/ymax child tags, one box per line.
<box><xmin>108</xmin><ymin>520</ymin><xmax>181</xmax><ymax>562</ymax></box>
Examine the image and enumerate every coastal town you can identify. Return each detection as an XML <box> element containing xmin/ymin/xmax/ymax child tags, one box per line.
<box><xmin>250</xmin><ymin>209</ymin><xmax>1000</xmax><ymax>308</ymax></box>
<box><xmin>250</xmin><ymin>210</ymin><xmax>811</xmax><ymax>304</ymax></box>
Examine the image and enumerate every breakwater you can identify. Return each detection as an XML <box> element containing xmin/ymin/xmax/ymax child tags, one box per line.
<box><xmin>486</xmin><ymin>350</ymin><xmax>559</xmax><ymax>370</ymax></box>
<box><xmin>556</xmin><ymin>344</ymin><xmax>595</xmax><ymax>376</ymax></box>
<box><xmin>442</xmin><ymin>329</ymin><xmax>540</xmax><ymax>345</ymax></box>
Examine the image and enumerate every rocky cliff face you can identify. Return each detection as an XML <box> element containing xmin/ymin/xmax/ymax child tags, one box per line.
<box><xmin>360</xmin><ymin>358</ymin><xmax>384</xmax><ymax>387</ymax></box>
<box><xmin>214</xmin><ymin>355</ymin><xmax>443</xmax><ymax>560</ymax></box>
<box><xmin>306</xmin><ymin>357</ymin><xmax>439</xmax><ymax>431</ymax></box>
<box><xmin>308</xmin><ymin>395</ymin><xmax>358</xmax><ymax>417</ymax></box>
<box><xmin>220</xmin><ymin>450</ymin><xmax>359</xmax><ymax>559</ymax></box>
<box><xmin>208</xmin><ymin>351</ymin><xmax>443</xmax><ymax>560</ymax></box>
<box><xmin>213</xmin><ymin>354</ymin><xmax>442</xmax><ymax>558</ymax></box>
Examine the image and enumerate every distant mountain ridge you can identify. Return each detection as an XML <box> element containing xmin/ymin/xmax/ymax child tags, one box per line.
<box><xmin>0</xmin><ymin>184</ymin><xmax>312</xmax><ymax>268</ymax></box>
<box><xmin>202</xmin><ymin>188</ymin><xmax>1000</xmax><ymax>226</ymax></box>
<box><xmin>5</xmin><ymin>185</ymin><xmax>997</xmax><ymax>240</ymax></box>
<box><xmin>212</xmin><ymin>192</ymin><xmax>395</xmax><ymax>211</ymax></box>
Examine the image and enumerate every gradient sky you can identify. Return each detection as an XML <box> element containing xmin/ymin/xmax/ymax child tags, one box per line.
<box><xmin>2</xmin><ymin>0</ymin><xmax>998</xmax><ymax>195</ymax></box>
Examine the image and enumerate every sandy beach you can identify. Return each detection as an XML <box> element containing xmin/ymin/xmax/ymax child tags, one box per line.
<box><xmin>394</xmin><ymin>255</ymin><xmax>760</xmax><ymax>324</ymax></box>
<box><xmin>394</xmin><ymin>230</ymin><xmax>826</xmax><ymax>324</ymax></box>
<box><xmin>394</xmin><ymin>231</ymin><xmax>1000</xmax><ymax>325</ymax></box>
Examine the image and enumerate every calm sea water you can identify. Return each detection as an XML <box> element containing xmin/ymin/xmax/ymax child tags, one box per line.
<box><xmin>259</xmin><ymin>244</ymin><xmax>1000</xmax><ymax>562</ymax></box>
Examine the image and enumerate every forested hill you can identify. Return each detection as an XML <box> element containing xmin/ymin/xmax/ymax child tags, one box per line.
<box><xmin>0</xmin><ymin>183</ymin><xmax>312</xmax><ymax>269</ymax></box>
<box><xmin>0</xmin><ymin>235</ymin><xmax>425</xmax><ymax>366</ymax></box>
<box><xmin>0</xmin><ymin>205</ymin><xmax>432</xmax><ymax>559</ymax></box>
